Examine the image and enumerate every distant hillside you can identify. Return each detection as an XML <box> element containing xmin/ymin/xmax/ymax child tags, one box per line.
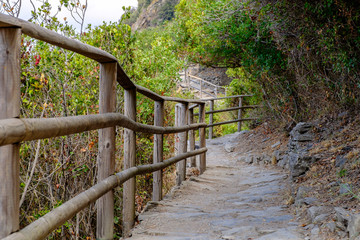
<box><xmin>126</xmin><ymin>0</ymin><xmax>179</xmax><ymax>31</ymax></box>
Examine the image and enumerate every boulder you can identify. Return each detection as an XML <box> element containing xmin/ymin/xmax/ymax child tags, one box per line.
<box><xmin>307</xmin><ymin>206</ymin><xmax>332</xmax><ymax>223</ymax></box>
<box><xmin>287</xmin><ymin>122</ymin><xmax>317</xmax><ymax>178</ymax></box>
<box><xmin>295</xmin><ymin>186</ymin><xmax>318</xmax><ymax>207</ymax></box>
<box><xmin>290</xmin><ymin>122</ymin><xmax>313</xmax><ymax>142</ymax></box>
<box><xmin>335</xmin><ymin>207</ymin><xmax>351</xmax><ymax>225</ymax></box>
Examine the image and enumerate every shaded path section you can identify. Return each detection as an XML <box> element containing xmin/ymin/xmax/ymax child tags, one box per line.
<box><xmin>129</xmin><ymin>133</ymin><xmax>304</xmax><ymax>240</ymax></box>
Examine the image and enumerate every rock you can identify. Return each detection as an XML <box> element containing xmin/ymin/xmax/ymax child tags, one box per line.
<box><xmin>245</xmin><ymin>155</ymin><xmax>254</xmax><ymax>164</ymax></box>
<box><xmin>132</xmin><ymin>0</ymin><xmax>180</xmax><ymax>31</ymax></box>
<box><xmin>311</xmin><ymin>225</ymin><xmax>320</xmax><ymax>236</ymax></box>
<box><xmin>234</xmin><ymin>130</ymin><xmax>249</xmax><ymax>141</ymax></box>
<box><xmin>335</xmin><ymin>207</ymin><xmax>351</xmax><ymax>228</ymax></box>
<box><xmin>336</xmin><ymin>221</ymin><xmax>347</xmax><ymax>231</ymax></box>
<box><xmin>303</xmin><ymin>197</ymin><xmax>318</xmax><ymax>205</ymax></box>
<box><xmin>236</xmin><ymin>156</ymin><xmax>247</xmax><ymax>163</ymax></box>
<box><xmin>224</xmin><ymin>143</ymin><xmax>236</xmax><ymax>153</ymax></box>
<box><xmin>254</xmin><ymin>228</ymin><xmax>303</xmax><ymax>240</ymax></box>
<box><xmin>304</xmin><ymin>224</ymin><xmax>314</xmax><ymax>230</ymax></box>
<box><xmin>289</xmin><ymin>153</ymin><xmax>317</xmax><ymax>177</ymax></box>
<box><xmin>340</xmin><ymin>183</ymin><xmax>352</xmax><ymax>195</ymax></box>
<box><xmin>337</xmin><ymin>229</ymin><xmax>348</xmax><ymax>238</ymax></box>
<box><xmin>290</xmin><ymin>122</ymin><xmax>313</xmax><ymax>142</ymax></box>
<box><xmin>295</xmin><ymin>186</ymin><xmax>310</xmax><ymax>206</ymax></box>
<box><xmin>307</xmin><ymin>206</ymin><xmax>332</xmax><ymax>222</ymax></box>
<box><xmin>313</xmin><ymin>213</ymin><xmax>330</xmax><ymax>224</ymax></box>
<box><xmin>287</xmin><ymin>122</ymin><xmax>317</xmax><ymax>178</ymax></box>
<box><xmin>336</xmin><ymin>155</ymin><xmax>347</xmax><ymax>168</ymax></box>
<box><xmin>325</xmin><ymin>222</ymin><xmax>336</xmax><ymax>232</ymax></box>
<box><xmin>277</xmin><ymin>155</ymin><xmax>289</xmax><ymax>169</ymax></box>
<box><xmin>348</xmin><ymin>213</ymin><xmax>360</xmax><ymax>239</ymax></box>
<box><xmin>271</xmin><ymin>141</ymin><xmax>281</xmax><ymax>148</ymax></box>
<box><xmin>262</xmin><ymin>155</ymin><xmax>271</xmax><ymax>164</ymax></box>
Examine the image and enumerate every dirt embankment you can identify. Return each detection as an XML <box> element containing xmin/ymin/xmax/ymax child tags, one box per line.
<box><xmin>236</xmin><ymin>113</ymin><xmax>360</xmax><ymax>240</ymax></box>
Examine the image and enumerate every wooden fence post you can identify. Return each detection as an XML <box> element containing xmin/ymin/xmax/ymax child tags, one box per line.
<box><xmin>123</xmin><ymin>88</ymin><xmax>136</xmax><ymax>237</ymax></box>
<box><xmin>0</xmin><ymin>27</ymin><xmax>21</xmax><ymax>239</ymax></box>
<box><xmin>199</xmin><ymin>103</ymin><xmax>206</xmax><ymax>174</ymax></box>
<box><xmin>209</xmin><ymin>100</ymin><xmax>214</xmax><ymax>139</ymax></box>
<box><xmin>96</xmin><ymin>62</ymin><xmax>117</xmax><ymax>240</ymax></box>
<box><xmin>175</xmin><ymin>103</ymin><xmax>188</xmax><ymax>186</ymax></box>
<box><xmin>188</xmin><ymin>108</ymin><xmax>196</xmax><ymax>167</ymax></box>
<box><xmin>152</xmin><ymin>100</ymin><xmax>164</xmax><ymax>201</ymax></box>
<box><xmin>237</xmin><ymin>96</ymin><xmax>243</xmax><ymax>132</ymax></box>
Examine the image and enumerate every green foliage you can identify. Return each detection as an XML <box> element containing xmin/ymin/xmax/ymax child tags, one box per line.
<box><xmin>17</xmin><ymin>2</ymin><xmax>184</xmax><ymax>238</ymax></box>
<box><xmin>174</xmin><ymin>0</ymin><xmax>285</xmax><ymax>70</ymax></box>
<box><xmin>173</xmin><ymin>0</ymin><xmax>360</xmax><ymax>122</ymax></box>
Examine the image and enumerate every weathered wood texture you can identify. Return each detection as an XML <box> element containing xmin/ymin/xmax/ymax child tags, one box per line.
<box><xmin>237</xmin><ymin>97</ymin><xmax>243</xmax><ymax>132</ymax></box>
<box><xmin>201</xmin><ymin>94</ymin><xmax>253</xmax><ymax>101</ymax></box>
<box><xmin>208</xmin><ymin>100</ymin><xmax>214</xmax><ymax>139</ymax></box>
<box><xmin>199</xmin><ymin>103</ymin><xmax>206</xmax><ymax>174</ymax></box>
<box><xmin>188</xmin><ymin>108</ymin><xmax>196</xmax><ymax>167</ymax></box>
<box><xmin>123</xmin><ymin>88</ymin><xmax>136</xmax><ymax>236</ymax></box>
<box><xmin>152</xmin><ymin>101</ymin><xmax>164</xmax><ymax>201</ymax></box>
<box><xmin>136</xmin><ymin>84</ymin><xmax>205</xmax><ymax>104</ymax></box>
<box><xmin>0</xmin><ymin>114</ymin><xmax>206</xmax><ymax>147</ymax></box>
<box><xmin>175</xmin><ymin>103</ymin><xmax>188</xmax><ymax>186</ymax></box>
<box><xmin>207</xmin><ymin>118</ymin><xmax>257</xmax><ymax>128</ymax></box>
<box><xmin>96</xmin><ymin>62</ymin><xmax>116</xmax><ymax>239</ymax></box>
<box><xmin>3</xmin><ymin>148</ymin><xmax>207</xmax><ymax>240</ymax></box>
<box><xmin>0</xmin><ymin>27</ymin><xmax>21</xmax><ymax>238</ymax></box>
<box><xmin>193</xmin><ymin>105</ymin><xmax>261</xmax><ymax>115</ymax></box>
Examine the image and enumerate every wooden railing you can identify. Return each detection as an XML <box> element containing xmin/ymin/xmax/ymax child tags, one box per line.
<box><xmin>0</xmin><ymin>14</ymin><xmax>209</xmax><ymax>240</ymax></box>
<box><xmin>182</xmin><ymin>73</ymin><xmax>227</xmax><ymax>98</ymax></box>
<box><xmin>191</xmin><ymin>95</ymin><xmax>260</xmax><ymax>139</ymax></box>
<box><xmin>0</xmin><ymin>14</ymin><xmax>259</xmax><ymax>240</ymax></box>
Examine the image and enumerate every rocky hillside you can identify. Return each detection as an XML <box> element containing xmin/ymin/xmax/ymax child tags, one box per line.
<box><xmin>129</xmin><ymin>0</ymin><xmax>179</xmax><ymax>31</ymax></box>
<box><xmin>232</xmin><ymin>113</ymin><xmax>360</xmax><ymax>239</ymax></box>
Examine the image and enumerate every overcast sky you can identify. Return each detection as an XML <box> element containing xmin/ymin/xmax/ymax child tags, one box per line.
<box><xmin>19</xmin><ymin>0</ymin><xmax>138</xmax><ymax>30</ymax></box>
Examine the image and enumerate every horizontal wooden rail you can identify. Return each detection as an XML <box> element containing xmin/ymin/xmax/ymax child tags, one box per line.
<box><xmin>136</xmin><ymin>85</ymin><xmax>205</xmax><ymax>104</ymax></box>
<box><xmin>3</xmin><ymin>148</ymin><xmax>207</xmax><ymax>240</ymax></box>
<box><xmin>201</xmin><ymin>95</ymin><xmax>253</xmax><ymax>101</ymax></box>
<box><xmin>194</xmin><ymin>105</ymin><xmax>261</xmax><ymax>116</ymax></box>
<box><xmin>188</xmin><ymin>74</ymin><xmax>222</xmax><ymax>88</ymax></box>
<box><xmin>187</xmin><ymin>81</ymin><xmax>217</xmax><ymax>98</ymax></box>
<box><xmin>189</xmin><ymin>104</ymin><xmax>199</xmax><ymax>110</ymax></box>
<box><xmin>0</xmin><ymin>113</ymin><xmax>206</xmax><ymax>146</ymax></box>
<box><xmin>207</xmin><ymin>118</ymin><xmax>257</xmax><ymax>128</ymax></box>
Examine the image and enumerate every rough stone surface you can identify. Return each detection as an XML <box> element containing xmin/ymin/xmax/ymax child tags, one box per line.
<box><xmin>287</xmin><ymin>122</ymin><xmax>317</xmax><ymax>178</ymax></box>
<box><xmin>129</xmin><ymin>133</ymin><xmax>304</xmax><ymax>240</ymax></box>
<box><xmin>307</xmin><ymin>206</ymin><xmax>332</xmax><ymax>223</ymax></box>
<box><xmin>348</xmin><ymin>214</ymin><xmax>360</xmax><ymax>239</ymax></box>
<box><xmin>325</xmin><ymin>222</ymin><xmax>336</xmax><ymax>233</ymax></box>
<box><xmin>313</xmin><ymin>213</ymin><xmax>330</xmax><ymax>224</ymax></box>
<box><xmin>295</xmin><ymin>186</ymin><xmax>311</xmax><ymax>206</ymax></box>
<box><xmin>310</xmin><ymin>226</ymin><xmax>321</xmax><ymax>239</ymax></box>
<box><xmin>224</xmin><ymin>143</ymin><xmax>236</xmax><ymax>153</ymax></box>
<box><xmin>335</xmin><ymin>207</ymin><xmax>351</xmax><ymax>226</ymax></box>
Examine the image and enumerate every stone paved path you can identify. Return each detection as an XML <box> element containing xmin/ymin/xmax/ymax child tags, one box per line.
<box><xmin>129</xmin><ymin>133</ymin><xmax>304</xmax><ymax>240</ymax></box>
